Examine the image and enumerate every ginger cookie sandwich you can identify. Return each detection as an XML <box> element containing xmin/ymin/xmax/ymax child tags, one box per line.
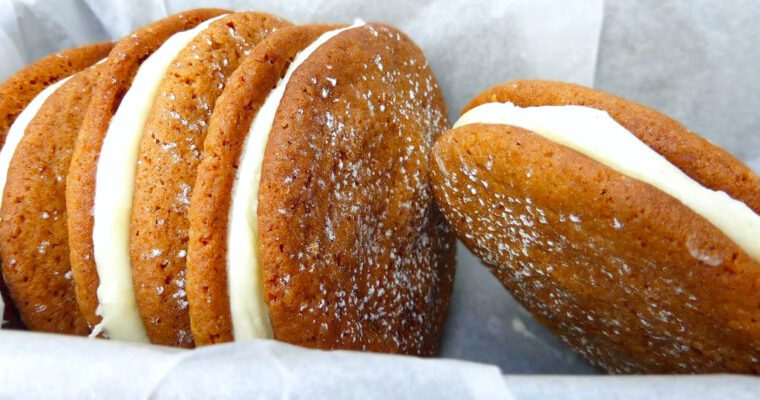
<box><xmin>0</xmin><ymin>42</ymin><xmax>113</xmax><ymax>332</ymax></box>
<box><xmin>129</xmin><ymin>12</ymin><xmax>289</xmax><ymax>347</ymax></box>
<box><xmin>66</xmin><ymin>8</ymin><xmax>228</xmax><ymax>343</ymax></box>
<box><xmin>430</xmin><ymin>80</ymin><xmax>760</xmax><ymax>373</ymax></box>
<box><xmin>187</xmin><ymin>22</ymin><xmax>455</xmax><ymax>355</ymax></box>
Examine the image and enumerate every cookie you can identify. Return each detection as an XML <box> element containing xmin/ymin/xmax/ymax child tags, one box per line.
<box><xmin>0</xmin><ymin>63</ymin><xmax>110</xmax><ymax>334</ymax></box>
<box><xmin>430</xmin><ymin>80</ymin><xmax>760</xmax><ymax>372</ymax></box>
<box><xmin>0</xmin><ymin>43</ymin><xmax>112</xmax><ymax>331</ymax></box>
<box><xmin>66</xmin><ymin>8</ymin><xmax>227</xmax><ymax>341</ymax></box>
<box><xmin>187</xmin><ymin>22</ymin><xmax>455</xmax><ymax>355</ymax></box>
<box><xmin>130</xmin><ymin>12</ymin><xmax>289</xmax><ymax>347</ymax></box>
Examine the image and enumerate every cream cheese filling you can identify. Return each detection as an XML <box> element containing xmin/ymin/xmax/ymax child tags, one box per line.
<box><xmin>455</xmin><ymin>102</ymin><xmax>760</xmax><ymax>263</ymax></box>
<box><xmin>91</xmin><ymin>15</ymin><xmax>226</xmax><ymax>341</ymax></box>
<box><xmin>0</xmin><ymin>75</ymin><xmax>72</xmax><ymax>327</ymax></box>
<box><xmin>227</xmin><ymin>21</ymin><xmax>366</xmax><ymax>341</ymax></box>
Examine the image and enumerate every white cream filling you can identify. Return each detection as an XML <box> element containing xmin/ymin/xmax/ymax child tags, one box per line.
<box><xmin>227</xmin><ymin>21</ymin><xmax>366</xmax><ymax>340</ymax></box>
<box><xmin>91</xmin><ymin>15</ymin><xmax>226</xmax><ymax>341</ymax></box>
<box><xmin>455</xmin><ymin>102</ymin><xmax>760</xmax><ymax>263</ymax></box>
<box><xmin>0</xmin><ymin>75</ymin><xmax>72</xmax><ymax>327</ymax></box>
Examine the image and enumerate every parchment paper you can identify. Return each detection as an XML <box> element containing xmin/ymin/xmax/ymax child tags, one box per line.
<box><xmin>0</xmin><ymin>0</ymin><xmax>758</xmax><ymax>398</ymax></box>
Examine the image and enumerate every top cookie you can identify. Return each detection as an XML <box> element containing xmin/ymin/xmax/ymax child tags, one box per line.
<box><xmin>260</xmin><ymin>23</ymin><xmax>455</xmax><ymax>355</ymax></box>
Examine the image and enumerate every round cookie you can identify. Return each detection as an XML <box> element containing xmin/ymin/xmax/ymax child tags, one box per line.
<box><xmin>0</xmin><ymin>62</ymin><xmax>108</xmax><ymax>335</ymax></box>
<box><xmin>430</xmin><ymin>80</ymin><xmax>760</xmax><ymax>373</ymax></box>
<box><xmin>130</xmin><ymin>12</ymin><xmax>289</xmax><ymax>347</ymax></box>
<box><xmin>187</xmin><ymin>23</ymin><xmax>455</xmax><ymax>355</ymax></box>
<box><xmin>67</xmin><ymin>9</ymin><xmax>227</xmax><ymax>334</ymax></box>
<box><xmin>0</xmin><ymin>42</ymin><xmax>111</xmax><ymax>328</ymax></box>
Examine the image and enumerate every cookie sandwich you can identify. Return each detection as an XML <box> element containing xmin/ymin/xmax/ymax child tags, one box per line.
<box><xmin>430</xmin><ymin>80</ymin><xmax>760</xmax><ymax>372</ymax></box>
<box><xmin>0</xmin><ymin>42</ymin><xmax>113</xmax><ymax>332</ymax></box>
<box><xmin>185</xmin><ymin>22</ymin><xmax>455</xmax><ymax>355</ymax></box>
<box><xmin>66</xmin><ymin>9</ymin><xmax>290</xmax><ymax>347</ymax></box>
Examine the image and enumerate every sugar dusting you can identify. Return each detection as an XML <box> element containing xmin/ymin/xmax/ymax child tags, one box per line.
<box><xmin>685</xmin><ymin>235</ymin><xmax>722</xmax><ymax>267</ymax></box>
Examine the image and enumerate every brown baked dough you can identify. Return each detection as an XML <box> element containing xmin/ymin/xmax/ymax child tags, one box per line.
<box><xmin>1</xmin><ymin>62</ymin><xmax>106</xmax><ymax>335</ymax></box>
<box><xmin>261</xmin><ymin>23</ymin><xmax>455</xmax><ymax>355</ymax></box>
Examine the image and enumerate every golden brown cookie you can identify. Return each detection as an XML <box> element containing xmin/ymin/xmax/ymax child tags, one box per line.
<box><xmin>0</xmin><ymin>62</ymin><xmax>107</xmax><ymax>335</ymax></box>
<box><xmin>67</xmin><ymin>8</ymin><xmax>227</xmax><ymax>331</ymax></box>
<box><xmin>130</xmin><ymin>12</ymin><xmax>289</xmax><ymax>347</ymax></box>
<box><xmin>0</xmin><ymin>42</ymin><xmax>111</xmax><ymax>328</ymax></box>
<box><xmin>430</xmin><ymin>80</ymin><xmax>760</xmax><ymax>373</ymax></box>
<box><xmin>187</xmin><ymin>23</ymin><xmax>456</xmax><ymax>355</ymax></box>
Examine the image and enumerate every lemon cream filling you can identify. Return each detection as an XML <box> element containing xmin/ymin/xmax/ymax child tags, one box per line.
<box><xmin>455</xmin><ymin>102</ymin><xmax>760</xmax><ymax>263</ymax></box>
<box><xmin>227</xmin><ymin>21</ymin><xmax>366</xmax><ymax>340</ymax></box>
<box><xmin>91</xmin><ymin>15</ymin><xmax>226</xmax><ymax>341</ymax></box>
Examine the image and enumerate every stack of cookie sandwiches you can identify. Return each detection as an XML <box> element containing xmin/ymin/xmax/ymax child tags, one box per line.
<box><xmin>431</xmin><ymin>80</ymin><xmax>760</xmax><ymax>373</ymax></box>
<box><xmin>0</xmin><ymin>9</ymin><xmax>455</xmax><ymax>355</ymax></box>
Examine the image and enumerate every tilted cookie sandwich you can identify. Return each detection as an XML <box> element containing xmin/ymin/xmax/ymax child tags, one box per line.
<box><xmin>66</xmin><ymin>8</ymin><xmax>229</xmax><ymax>343</ymax></box>
<box><xmin>67</xmin><ymin>9</ymin><xmax>292</xmax><ymax>347</ymax></box>
<box><xmin>0</xmin><ymin>42</ymin><xmax>113</xmax><ymax>332</ymax></box>
<box><xmin>186</xmin><ymin>22</ymin><xmax>455</xmax><ymax>355</ymax></box>
<box><xmin>430</xmin><ymin>80</ymin><xmax>760</xmax><ymax>373</ymax></box>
